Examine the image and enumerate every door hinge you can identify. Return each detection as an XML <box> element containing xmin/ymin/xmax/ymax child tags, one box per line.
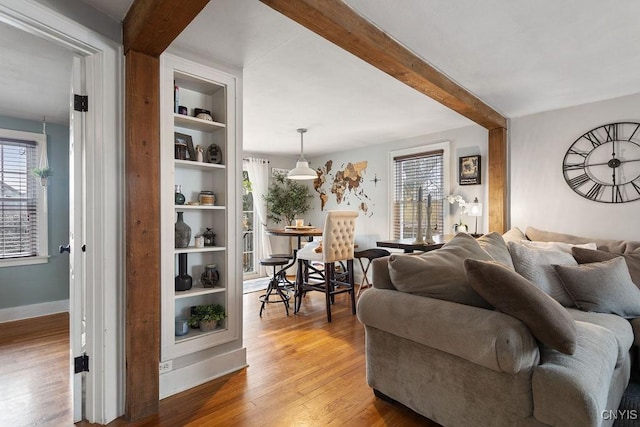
<box><xmin>74</xmin><ymin>354</ymin><xmax>89</xmax><ymax>373</ymax></box>
<box><xmin>74</xmin><ymin>94</ymin><xmax>88</xmax><ymax>112</ymax></box>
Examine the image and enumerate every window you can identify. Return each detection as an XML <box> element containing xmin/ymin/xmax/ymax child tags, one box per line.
<box><xmin>0</xmin><ymin>129</ymin><xmax>48</xmax><ymax>266</ymax></box>
<box><xmin>391</xmin><ymin>143</ymin><xmax>449</xmax><ymax>239</ymax></box>
<box><xmin>242</xmin><ymin>170</ymin><xmax>257</xmax><ymax>277</ymax></box>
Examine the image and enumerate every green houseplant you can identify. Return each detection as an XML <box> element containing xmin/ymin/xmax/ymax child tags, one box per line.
<box><xmin>263</xmin><ymin>171</ymin><xmax>313</xmax><ymax>225</ymax></box>
<box><xmin>189</xmin><ymin>303</ymin><xmax>226</xmax><ymax>332</ymax></box>
<box><xmin>32</xmin><ymin>167</ymin><xmax>53</xmax><ymax>186</ymax></box>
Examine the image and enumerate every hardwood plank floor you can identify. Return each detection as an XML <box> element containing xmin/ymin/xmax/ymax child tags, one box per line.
<box><xmin>1</xmin><ymin>291</ymin><xmax>437</xmax><ymax>426</ymax></box>
<box><xmin>0</xmin><ymin>312</ymin><xmax>71</xmax><ymax>426</ymax></box>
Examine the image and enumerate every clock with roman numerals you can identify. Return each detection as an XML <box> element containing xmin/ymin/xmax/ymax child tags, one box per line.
<box><xmin>563</xmin><ymin>122</ymin><xmax>640</xmax><ymax>203</ymax></box>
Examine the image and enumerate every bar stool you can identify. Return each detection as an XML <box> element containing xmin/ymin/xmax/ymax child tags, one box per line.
<box><xmin>269</xmin><ymin>253</ymin><xmax>295</xmax><ymax>289</ymax></box>
<box><xmin>354</xmin><ymin>248</ymin><xmax>390</xmax><ymax>297</ymax></box>
<box><xmin>259</xmin><ymin>257</ymin><xmax>291</xmax><ymax>316</ymax></box>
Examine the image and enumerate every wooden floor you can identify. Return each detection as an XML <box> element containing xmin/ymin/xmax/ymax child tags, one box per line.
<box><xmin>0</xmin><ymin>312</ymin><xmax>72</xmax><ymax>426</ymax></box>
<box><xmin>1</xmin><ymin>291</ymin><xmax>437</xmax><ymax>426</ymax></box>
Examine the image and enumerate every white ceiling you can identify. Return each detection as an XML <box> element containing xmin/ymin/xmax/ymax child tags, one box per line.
<box><xmin>4</xmin><ymin>0</ymin><xmax>640</xmax><ymax>156</ymax></box>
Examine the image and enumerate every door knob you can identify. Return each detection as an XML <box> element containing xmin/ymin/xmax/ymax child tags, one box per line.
<box><xmin>59</xmin><ymin>244</ymin><xmax>71</xmax><ymax>254</ymax></box>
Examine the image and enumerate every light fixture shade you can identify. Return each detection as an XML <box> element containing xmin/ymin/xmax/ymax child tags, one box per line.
<box><xmin>287</xmin><ymin>127</ymin><xmax>317</xmax><ymax>180</ymax></box>
<box><xmin>467</xmin><ymin>202</ymin><xmax>483</xmax><ymax>217</ymax></box>
<box><xmin>288</xmin><ymin>160</ymin><xmax>317</xmax><ymax>180</ymax></box>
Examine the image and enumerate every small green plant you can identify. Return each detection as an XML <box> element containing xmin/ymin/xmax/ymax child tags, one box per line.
<box><xmin>32</xmin><ymin>167</ymin><xmax>53</xmax><ymax>178</ymax></box>
<box><xmin>188</xmin><ymin>304</ymin><xmax>226</xmax><ymax>328</ymax></box>
<box><xmin>263</xmin><ymin>171</ymin><xmax>313</xmax><ymax>225</ymax></box>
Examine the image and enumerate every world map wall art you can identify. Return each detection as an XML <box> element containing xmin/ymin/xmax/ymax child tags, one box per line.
<box><xmin>313</xmin><ymin>160</ymin><xmax>374</xmax><ymax>217</ymax></box>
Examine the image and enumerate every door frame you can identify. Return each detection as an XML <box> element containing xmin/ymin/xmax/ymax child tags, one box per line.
<box><xmin>0</xmin><ymin>0</ymin><xmax>124</xmax><ymax>423</ymax></box>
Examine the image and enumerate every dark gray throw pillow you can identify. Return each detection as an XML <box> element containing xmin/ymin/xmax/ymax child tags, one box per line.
<box><xmin>553</xmin><ymin>257</ymin><xmax>640</xmax><ymax>318</ymax></box>
<box><xmin>464</xmin><ymin>258</ymin><xmax>577</xmax><ymax>355</ymax></box>
<box><xmin>388</xmin><ymin>233</ymin><xmax>493</xmax><ymax>308</ymax></box>
<box><xmin>571</xmin><ymin>246</ymin><xmax>640</xmax><ymax>288</ymax></box>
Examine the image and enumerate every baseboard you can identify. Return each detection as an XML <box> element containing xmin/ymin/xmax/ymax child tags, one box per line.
<box><xmin>0</xmin><ymin>299</ymin><xmax>69</xmax><ymax>323</ymax></box>
<box><xmin>159</xmin><ymin>347</ymin><xmax>248</xmax><ymax>399</ymax></box>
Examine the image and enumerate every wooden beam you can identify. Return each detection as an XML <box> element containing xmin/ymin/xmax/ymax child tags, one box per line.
<box><xmin>124</xmin><ymin>49</ymin><xmax>160</xmax><ymax>421</ymax></box>
<box><xmin>124</xmin><ymin>0</ymin><xmax>209</xmax><ymax>56</ymax></box>
<box><xmin>259</xmin><ymin>0</ymin><xmax>506</xmax><ymax>130</ymax></box>
<box><xmin>488</xmin><ymin>127</ymin><xmax>508</xmax><ymax>233</ymax></box>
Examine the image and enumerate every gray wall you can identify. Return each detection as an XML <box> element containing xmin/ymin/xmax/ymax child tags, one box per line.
<box><xmin>0</xmin><ymin>116</ymin><xmax>69</xmax><ymax>308</ymax></box>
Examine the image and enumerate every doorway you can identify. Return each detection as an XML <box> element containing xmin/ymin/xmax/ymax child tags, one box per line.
<box><xmin>0</xmin><ymin>1</ymin><xmax>124</xmax><ymax>424</ymax></box>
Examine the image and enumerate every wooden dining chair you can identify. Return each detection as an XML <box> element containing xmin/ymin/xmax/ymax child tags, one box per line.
<box><xmin>295</xmin><ymin>210</ymin><xmax>358</xmax><ymax>322</ymax></box>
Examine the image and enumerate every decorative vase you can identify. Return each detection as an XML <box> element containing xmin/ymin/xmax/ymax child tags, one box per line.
<box><xmin>174</xmin><ymin>185</ymin><xmax>185</xmax><ymax>205</ymax></box>
<box><xmin>175</xmin><ymin>253</ymin><xmax>192</xmax><ymax>291</ymax></box>
<box><xmin>200</xmin><ymin>264</ymin><xmax>220</xmax><ymax>288</ymax></box>
<box><xmin>175</xmin><ymin>212</ymin><xmax>191</xmax><ymax>248</ymax></box>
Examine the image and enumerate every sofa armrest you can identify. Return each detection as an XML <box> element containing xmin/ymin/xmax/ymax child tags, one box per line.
<box><xmin>357</xmin><ymin>288</ymin><xmax>540</xmax><ymax>374</ymax></box>
<box><xmin>371</xmin><ymin>256</ymin><xmax>396</xmax><ymax>290</ymax></box>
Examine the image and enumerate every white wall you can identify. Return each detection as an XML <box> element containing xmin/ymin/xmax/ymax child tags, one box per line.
<box><xmin>510</xmin><ymin>92</ymin><xmax>640</xmax><ymax>241</ymax></box>
<box><xmin>307</xmin><ymin>124</ymin><xmax>489</xmax><ymax>251</ymax></box>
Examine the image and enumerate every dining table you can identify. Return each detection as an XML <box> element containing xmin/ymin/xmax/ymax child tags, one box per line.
<box><xmin>376</xmin><ymin>234</ymin><xmax>452</xmax><ymax>253</ymax></box>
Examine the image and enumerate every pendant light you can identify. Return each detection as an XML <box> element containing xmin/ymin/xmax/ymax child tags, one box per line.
<box><xmin>287</xmin><ymin>128</ymin><xmax>317</xmax><ymax>180</ymax></box>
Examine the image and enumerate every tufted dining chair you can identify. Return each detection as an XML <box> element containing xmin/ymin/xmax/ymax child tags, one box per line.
<box><xmin>295</xmin><ymin>210</ymin><xmax>358</xmax><ymax>322</ymax></box>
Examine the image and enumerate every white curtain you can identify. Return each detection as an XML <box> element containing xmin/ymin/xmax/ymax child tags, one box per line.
<box><xmin>244</xmin><ymin>158</ymin><xmax>272</xmax><ymax>275</ymax></box>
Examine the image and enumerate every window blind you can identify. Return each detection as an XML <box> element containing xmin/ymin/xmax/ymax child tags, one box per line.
<box><xmin>392</xmin><ymin>149</ymin><xmax>444</xmax><ymax>239</ymax></box>
<box><xmin>0</xmin><ymin>138</ymin><xmax>38</xmax><ymax>259</ymax></box>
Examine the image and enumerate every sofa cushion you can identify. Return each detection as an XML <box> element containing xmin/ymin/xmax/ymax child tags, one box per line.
<box><xmin>517</xmin><ymin>239</ymin><xmax>597</xmax><ymax>253</ymax></box>
<box><xmin>464</xmin><ymin>258</ymin><xmax>577</xmax><ymax>355</ymax></box>
<box><xmin>387</xmin><ymin>233</ymin><xmax>492</xmax><ymax>308</ymax></box>
<box><xmin>508</xmin><ymin>241</ymin><xmax>577</xmax><ymax>307</ymax></box>
<box><xmin>553</xmin><ymin>257</ymin><xmax>640</xmax><ymax>319</ymax></box>
<box><xmin>357</xmin><ymin>288</ymin><xmax>540</xmax><ymax>375</ymax></box>
<box><xmin>571</xmin><ymin>246</ymin><xmax>640</xmax><ymax>288</ymax></box>
<box><xmin>502</xmin><ymin>226</ymin><xmax>527</xmax><ymax>243</ymax></box>
<box><xmin>532</xmin><ymin>321</ymin><xmax>619</xmax><ymax>427</ymax></box>
<box><xmin>525</xmin><ymin>226</ymin><xmax>640</xmax><ymax>255</ymax></box>
<box><xmin>476</xmin><ymin>232</ymin><xmax>514</xmax><ymax>269</ymax></box>
<box><xmin>567</xmin><ymin>308</ymin><xmax>634</xmax><ymax>367</ymax></box>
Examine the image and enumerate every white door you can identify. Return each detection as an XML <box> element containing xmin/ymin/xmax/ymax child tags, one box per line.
<box><xmin>69</xmin><ymin>55</ymin><xmax>86</xmax><ymax>423</ymax></box>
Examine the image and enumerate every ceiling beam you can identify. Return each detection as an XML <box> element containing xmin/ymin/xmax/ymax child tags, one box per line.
<box><xmin>259</xmin><ymin>0</ymin><xmax>507</xmax><ymax>130</ymax></box>
<box><xmin>124</xmin><ymin>0</ymin><xmax>209</xmax><ymax>56</ymax></box>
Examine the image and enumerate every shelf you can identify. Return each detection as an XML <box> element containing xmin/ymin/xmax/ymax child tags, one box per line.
<box><xmin>175</xmin><ymin>284</ymin><xmax>226</xmax><ymax>299</ymax></box>
<box><xmin>174</xmin><ymin>246</ymin><xmax>226</xmax><ymax>254</ymax></box>
<box><xmin>175</xmin><ymin>325</ymin><xmax>225</xmax><ymax>343</ymax></box>
<box><xmin>174</xmin><ymin>159</ymin><xmax>225</xmax><ymax>170</ymax></box>
<box><xmin>175</xmin><ymin>205</ymin><xmax>225</xmax><ymax>210</ymax></box>
<box><xmin>174</xmin><ymin>114</ymin><xmax>225</xmax><ymax>132</ymax></box>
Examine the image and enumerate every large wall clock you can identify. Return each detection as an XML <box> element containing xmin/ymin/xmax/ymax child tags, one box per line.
<box><xmin>562</xmin><ymin>122</ymin><xmax>640</xmax><ymax>203</ymax></box>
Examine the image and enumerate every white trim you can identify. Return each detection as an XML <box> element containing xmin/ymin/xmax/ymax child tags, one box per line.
<box><xmin>388</xmin><ymin>141</ymin><xmax>451</xmax><ymax>238</ymax></box>
<box><xmin>0</xmin><ymin>299</ymin><xmax>68</xmax><ymax>323</ymax></box>
<box><xmin>159</xmin><ymin>348</ymin><xmax>247</xmax><ymax>399</ymax></box>
<box><xmin>0</xmin><ymin>255</ymin><xmax>49</xmax><ymax>267</ymax></box>
<box><xmin>0</xmin><ymin>1</ymin><xmax>124</xmax><ymax>424</ymax></box>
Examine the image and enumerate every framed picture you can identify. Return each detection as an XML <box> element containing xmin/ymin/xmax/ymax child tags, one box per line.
<box><xmin>174</xmin><ymin>132</ymin><xmax>196</xmax><ymax>160</ymax></box>
<box><xmin>459</xmin><ymin>155</ymin><xmax>481</xmax><ymax>185</ymax></box>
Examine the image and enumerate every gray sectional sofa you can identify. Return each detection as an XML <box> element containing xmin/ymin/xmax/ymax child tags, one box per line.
<box><xmin>357</xmin><ymin>227</ymin><xmax>640</xmax><ymax>427</ymax></box>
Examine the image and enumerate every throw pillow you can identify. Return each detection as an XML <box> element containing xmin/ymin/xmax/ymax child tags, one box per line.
<box><xmin>464</xmin><ymin>258</ymin><xmax>577</xmax><ymax>355</ymax></box>
<box><xmin>571</xmin><ymin>246</ymin><xmax>640</xmax><ymax>288</ymax></box>
<box><xmin>517</xmin><ymin>240</ymin><xmax>597</xmax><ymax>253</ymax></box>
<box><xmin>507</xmin><ymin>241</ymin><xmax>577</xmax><ymax>307</ymax></box>
<box><xmin>502</xmin><ymin>227</ymin><xmax>527</xmax><ymax>243</ymax></box>
<box><xmin>477</xmin><ymin>232</ymin><xmax>515</xmax><ymax>270</ymax></box>
<box><xmin>553</xmin><ymin>257</ymin><xmax>640</xmax><ymax>318</ymax></box>
<box><xmin>388</xmin><ymin>233</ymin><xmax>493</xmax><ymax>308</ymax></box>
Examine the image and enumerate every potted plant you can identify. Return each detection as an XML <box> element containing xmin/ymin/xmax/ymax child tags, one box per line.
<box><xmin>32</xmin><ymin>167</ymin><xmax>53</xmax><ymax>186</ymax></box>
<box><xmin>263</xmin><ymin>171</ymin><xmax>313</xmax><ymax>225</ymax></box>
<box><xmin>188</xmin><ymin>303</ymin><xmax>226</xmax><ymax>332</ymax></box>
